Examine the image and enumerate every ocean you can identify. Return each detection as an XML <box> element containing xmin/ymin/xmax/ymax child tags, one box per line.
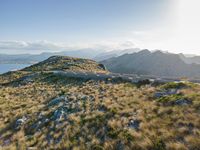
<box><xmin>0</xmin><ymin>64</ymin><xmax>30</xmax><ymax>74</ymax></box>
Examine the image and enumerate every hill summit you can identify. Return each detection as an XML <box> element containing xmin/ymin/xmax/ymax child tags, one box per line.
<box><xmin>23</xmin><ymin>56</ymin><xmax>107</xmax><ymax>73</ymax></box>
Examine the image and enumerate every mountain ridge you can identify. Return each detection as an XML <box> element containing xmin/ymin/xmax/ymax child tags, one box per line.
<box><xmin>102</xmin><ymin>50</ymin><xmax>200</xmax><ymax>78</ymax></box>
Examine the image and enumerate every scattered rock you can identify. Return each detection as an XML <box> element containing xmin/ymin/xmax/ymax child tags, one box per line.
<box><xmin>38</xmin><ymin>112</ymin><xmax>45</xmax><ymax>119</ymax></box>
<box><xmin>116</xmin><ymin>141</ymin><xmax>124</xmax><ymax>150</ymax></box>
<box><xmin>89</xmin><ymin>95</ymin><xmax>95</xmax><ymax>101</ymax></box>
<box><xmin>48</xmin><ymin>96</ymin><xmax>68</xmax><ymax>107</ymax></box>
<box><xmin>3</xmin><ymin>139</ymin><xmax>11</xmax><ymax>146</ymax></box>
<box><xmin>15</xmin><ymin>116</ymin><xmax>27</xmax><ymax>130</ymax></box>
<box><xmin>175</xmin><ymin>98</ymin><xmax>192</xmax><ymax>106</ymax></box>
<box><xmin>154</xmin><ymin>89</ymin><xmax>178</xmax><ymax>98</ymax></box>
<box><xmin>98</xmin><ymin>105</ymin><xmax>107</xmax><ymax>112</ymax></box>
<box><xmin>53</xmin><ymin>108</ymin><xmax>65</xmax><ymax>121</ymax></box>
<box><xmin>28</xmin><ymin>93</ymin><xmax>94</xmax><ymax>134</ymax></box>
<box><xmin>128</xmin><ymin>119</ymin><xmax>141</xmax><ymax>130</ymax></box>
<box><xmin>81</xmin><ymin>95</ymin><xmax>88</xmax><ymax>101</ymax></box>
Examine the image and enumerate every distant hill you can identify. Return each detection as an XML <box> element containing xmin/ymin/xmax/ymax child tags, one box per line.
<box><xmin>0</xmin><ymin>49</ymin><xmax>104</xmax><ymax>64</ymax></box>
<box><xmin>23</xmin><ymin>56</ymin><xmax>107</xmax><ymax>73</ymax></box>
<box><xmin>0</xmin><ymin>48</ymin><xmax>141</xmax><ymax>64</ymax></box>
<box><xmin>102</xmin><ymin>50</ymin><xmax>200</xmax><ymax>78</ymax></box>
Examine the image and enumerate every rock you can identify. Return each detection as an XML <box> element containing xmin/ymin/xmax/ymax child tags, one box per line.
<box><xmin>81</xmin><ymin>95</ymin><xmax>88</xmax><ymax>101</ymax></box>
<box><xmin>48</xmin><ymin>96</ymin><xmax>68</xmax><ymax>107</ymax></box>
<box><xmin>98</xmin><ymin>64</ymin><xmax>106</xmax><ymax>70</ymax></box>
<box><xmin>128</xmin><ymin>119</ymin><xmax>141</xmax><ymax>130</ymax></box>
<box><xmin>175</xmin><ymin>98</ymin><xmax>192</xmax><ymax>106</ymax></box>
<box><xmin>38</xmin><ymin>112</ymin><xmax>44</xmax><ymax>119</ymax></box>
<box><xmin>154</xmin><ymin>89</ymin><xmax>178</xmax><ymax>98</ymax></box>
<box><xmin>15</xmin><ymin>116</ymin><xmax>27</xmax><ymax>130</ymax></box>
<box><xmin>167</xmin><ymin>89</ymin><xmax>178</xmax><ymax>95</ymax></box>
<box><xmin>98</xmin><ymin>105</ymin><xmax>107</xmax><ymax>112</ymax></box>
<box><xmin>53</xmin><ymin>108</ymin><xmax>65</xmax><ymax>121</ymax></box>
<box><xmin>154</xmin><ymin>92</ymin><xmax>166</xmax><ymax>98</ymax></box>
<box><xmin>45</xmin><ymin>118</ymin><xmax>49</xmax><ymax>123</ymax></box>
<box><xmin>3</xmin><ymin>139</ymin><xmax>11</xmax><ymax>146</ymax></box>
<box><xmin>89</xmin><ymin>95</ymin><xmax>95</xmax><ymax>101</ymax></box>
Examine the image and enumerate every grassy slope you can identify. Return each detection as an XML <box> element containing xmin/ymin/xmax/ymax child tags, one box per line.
<box><xmin>22</xmin><ymin>56</ymin><xmax>107</xmax><ymax>73</ymax></box>
<box><xmin>0</xmin><ymin>71</ymin><xmax>200</xmax><ymax>150</ymax></box>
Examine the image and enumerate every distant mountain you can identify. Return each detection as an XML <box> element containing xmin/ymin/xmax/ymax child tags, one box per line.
<box><xmin>0</xmin><ymin>49</ymin><xmax>104</xmax><ymax>64</ymax></box>
<box><xmin>102</xmin><ymin>50</ymin><xmax>200</xmax><ymax>78</ymax></box>
<box><xmin>179</xmin><ymin>53</ymin><xmax>200</xmax><ymax>64</ymax></box>
<box><xmin>94</xmin><ymin>48</ymin><xmax>140</xmax><ymax>61</ymax></box>
<box><xmin>0</xmin><ymin>48</ymin><xmax>141</xmax><ymax>64</ymax></box>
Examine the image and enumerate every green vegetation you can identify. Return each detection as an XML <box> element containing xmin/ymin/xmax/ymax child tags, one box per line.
<box><xmin>160</xmin><ymin>82</ymin><xmax>187</xmax><ymax>90</ymax></box>
<box><xmin>157</xmin><ymin>94</ymin><xmax>184</xmax><ymax>103</ymax></box>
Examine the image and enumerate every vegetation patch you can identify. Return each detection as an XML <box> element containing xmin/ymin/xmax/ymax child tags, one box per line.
<box><xmin>160</xmin><ymin>82</ymin><xmax>187</xmax><ymax>90</ymax></box>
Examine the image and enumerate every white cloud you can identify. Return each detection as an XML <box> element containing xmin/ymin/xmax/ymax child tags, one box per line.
<box><xmin>0</xmin><ymin>41</ymin><xmax>72</xmax><ymax>54</ymax></box>
<box><xmin>0</xmin><ymin>40</ymin><xmax>139</xmax><ymax>54</ymax></box>
<box><xmin>1</xmin><ymin>41</ymin><xmax>61</xmax><ymax>50</ymax></box>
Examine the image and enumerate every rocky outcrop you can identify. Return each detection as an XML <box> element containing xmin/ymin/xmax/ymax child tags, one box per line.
<box><xmin>154</xmin><ymin>89</ymin><xmax>178</xmax><ymax>98</ymax></box>
<box><xmin>175</xmin><ymin>98</ymin><xmax>192</xmax><ymax>106</ymax></box>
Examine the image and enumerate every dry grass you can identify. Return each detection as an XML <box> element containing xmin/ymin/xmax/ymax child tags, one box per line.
<box><xmin>0</xmin><ymin>72</ymin><xmax>200</xmax><ymax>150</ymax></box>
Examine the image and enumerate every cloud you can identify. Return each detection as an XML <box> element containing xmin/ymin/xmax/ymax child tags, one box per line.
<box><xmin>0</xmin><ymin>40</ymin><xmax>139</xmax><ymax>54</ymax></box>
<box><xmin>0</xmin><ymin>41</ymin><xmax>69</xmax><ymax>53</ymax></box>
<box><xmin>91</xmin><ymin>40</ymin><xmax>138</xmax><ymax>51</ymax></box>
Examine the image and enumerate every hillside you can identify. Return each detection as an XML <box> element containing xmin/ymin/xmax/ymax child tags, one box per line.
<box><xmin>22</xmin><ymin>56</ymin><xmax>107</xmax><ymax>73</ymax></box>
<box><xmin>102</xmin><ymin>50</ymin><xmax>200</xmax><ymax>78</ymax></box>
<box><xmin>0</xmin><ymin>56</ymin><xmax>200</xmax><ymax>150</ymax></box>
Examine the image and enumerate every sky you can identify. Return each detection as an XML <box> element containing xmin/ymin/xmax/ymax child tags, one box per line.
<box><xmin>0</xmin><ymin>0</ymin><xmax>200</xmax><ymax>54</ymax></box>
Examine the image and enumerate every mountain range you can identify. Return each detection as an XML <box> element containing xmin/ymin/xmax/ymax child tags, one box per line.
<box><xmin>0</xmin><ymin>48</ymin><xmax>140</xmax><ymax>64</ymax></box>
<box><xmin>2</xmin><ymin>48</ymin><xmax>200</xmax><ymax>78</ymax></box>
<box><xmin>0</xmin><ymin>49</ymin><xmax>104</xmax><ymax>64</ymax></box>
<box><xmin>102</xmin><ymin>50</ymin><xmax>200</xmax><ymax>78</ymax></box>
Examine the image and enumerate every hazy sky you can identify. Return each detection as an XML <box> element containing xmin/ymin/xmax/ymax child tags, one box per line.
<box><xmin>0</xmin><ymin>0</ymin><xmax>200</xmax><ymax>54</ymax></box>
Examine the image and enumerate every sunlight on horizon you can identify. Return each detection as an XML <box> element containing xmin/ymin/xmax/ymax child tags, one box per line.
<box><xmin>156</xmin><ymin>0</ymin><xmax>200</xmax><ymax>54</ymax></box>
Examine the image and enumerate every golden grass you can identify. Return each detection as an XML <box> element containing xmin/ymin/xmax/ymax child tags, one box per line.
<box><xmin>0</xmin><ymin>72</ymin><xmax>200</xmax><ymax>149</ymax></box>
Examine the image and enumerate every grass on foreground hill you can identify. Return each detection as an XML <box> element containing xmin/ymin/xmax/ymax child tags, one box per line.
<box><xmin>0</xmin><ymin>71</ymin><xmax>200</xmax><ymax>150</ymax></box>
<box><xmin>22</xmin><ymin>55</ymin><xmax>107</xmax><ymax>73</ymax></box>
